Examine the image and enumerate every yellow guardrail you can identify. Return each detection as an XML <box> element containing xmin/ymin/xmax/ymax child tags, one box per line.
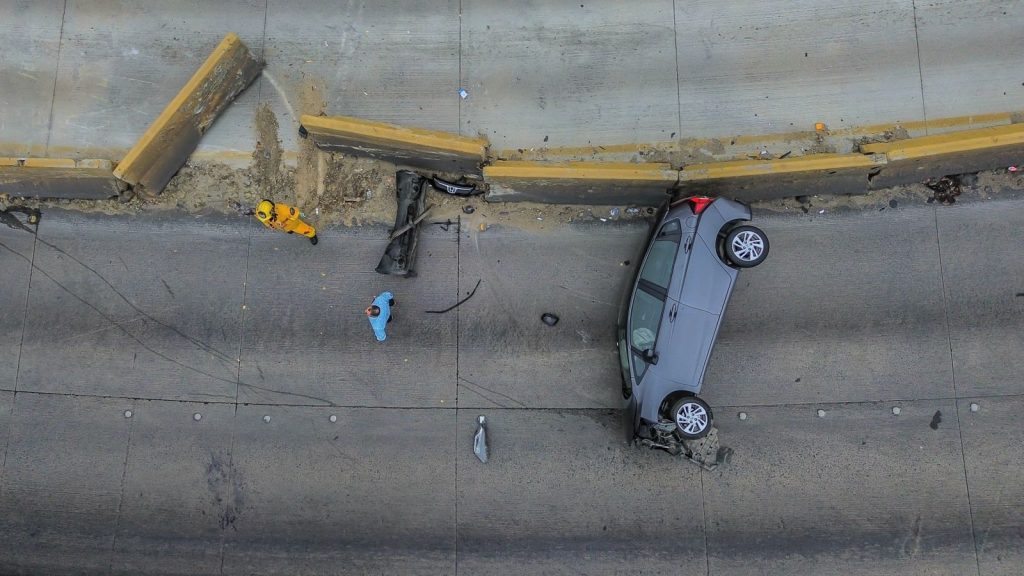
<box><xmin>301</xmin><ymin>114</ymin><xmax>488</xmax><ymax>174</ymax></box>
<box><xmin>112</xmin><ymin>33</ymin><xmax>262</xmax><ymax>195</ymax></box>
<box><xmin>0</xmin><ymin>158</ymin><xmax>121</xmax><ymax>199</ymax></box>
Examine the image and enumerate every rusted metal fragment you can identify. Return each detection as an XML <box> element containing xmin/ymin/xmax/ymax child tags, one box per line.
<box><xmin>113</xmin><ymin>33</ymin><xmax>263</xmax><ymax>195</ymax></box>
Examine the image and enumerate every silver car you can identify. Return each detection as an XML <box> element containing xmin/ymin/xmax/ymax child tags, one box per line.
<box><xmin>618</xmin><ymin>196</ymin><xmax>768</xmax><ymax>441</ymax></box>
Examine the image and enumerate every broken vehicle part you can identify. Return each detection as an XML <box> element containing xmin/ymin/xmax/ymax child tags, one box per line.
<box><xmin>473</xmin><ymin>415</ymin><xmax>489</xmax><ymax>463</ymax></box>
<box><xmin>925</xmin><ymin>174</ymin><xmax>964</xmax><ymax>205</ymax></box>
<box><xmin>389</xmin><ymin>205</ymin><xmax>434</xmax><ymax>241</ymax></box>
<box><xmin>376</xmin><ymin>170</ymin><xmax>427</xmax><ymax>277</ymax></box>
<box><xmin>541</xmin><ymin>312</ymin><xmax>559</xmax><ymax>326</ymax></box>
<box><xmin>638</xmin><ymin>423</ymin><xmax>724</xmax><ymax>471</ymax></box>
<box><xmin>430</xmin><ymin>175</ymin><xmax>482</xmax><ymax>196</ymax></box>
<box><xmin>426</xmin><ymin>279</ymin><xmax>482</xmax><ymax>314</ymax></box>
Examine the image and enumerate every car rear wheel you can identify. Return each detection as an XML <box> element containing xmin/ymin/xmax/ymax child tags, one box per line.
<box><xmin>725</xmin><ymin>225</ymin><xmax>769</xmax><ymax>267</ymax></box>
<box><xmin>669</xmin><ymin>396</ymin><xmax>713</xmax><ymax>439</ymax></box>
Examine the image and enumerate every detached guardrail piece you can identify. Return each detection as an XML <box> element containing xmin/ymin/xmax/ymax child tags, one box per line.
<box><xmin>678</xmin><ymin>154</ymin><xmax>886</xmax><ymax>201</ymax></box>
<box><xmin>112</xmin><ymin>33</ymin><xmax>263</xmax><ymax>196</ymax></box>
<box><xmin>861</xmin><ymin>123</ymin><xmax>1024</xmax><ymax>189</ymax></box>
<box><xmin>0</xmin><ymin>158</ymin><xmax>121</xmax><ymax>199</ymax></box>
<box><xmin>483</xmin><ymin>160</ymin><xmax>678</xmax><ymax>205</ymax></box>
<box><xmin>300</xmin><ymin>114</ymin><xmax>489</xmax><ymax>174</ymax></box>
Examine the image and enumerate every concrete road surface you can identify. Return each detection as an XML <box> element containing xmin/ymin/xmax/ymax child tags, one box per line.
<box><xmin>2</xmin><ymin>0</ymin><xmax>1022</xmax><ymax>158</ymax></box>
<box><xmin>0</xmin><ymin>189</ymin><xmax>1022</xmax><ymax>574</ymax></box>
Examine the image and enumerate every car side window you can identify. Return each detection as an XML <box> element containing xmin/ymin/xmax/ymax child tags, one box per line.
<box><xmin>638</xmin><ymin>219</ymin><xmax>681</xmax><ymax>290</ymax></box>
<box><xmin>629</xmin><ymin>289</ymin><xmax>665</xmax><ymax>380</ymax></box>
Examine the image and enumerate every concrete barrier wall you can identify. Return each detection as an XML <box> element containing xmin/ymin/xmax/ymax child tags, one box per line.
<box><xmin>301</xmin><ymin>114</ymin><xmax>489</xmax><ymax>174</ymax></box>
<box><xmin>112</xmin><ymin>33</ymin><xmax>263</xmax><ymax>196</ymax></box>
<box><xmin>483</xmin><ymin>161</ymin><xmax>678</xmax><ymax>205</ymax></box>
<box><xmin>0</xmin><ymin>158</ymin><xmax>121</xmax><ymax>199</ymax></box>
<box><xmin>862</xmin><ymin>123</ymin><xmax>1024</xmax><ymax>189</ymax></box>
<box><xmin>678</xmin><ymin>154</ymin><xmax>886</xmax><ymax>201</ymax></box>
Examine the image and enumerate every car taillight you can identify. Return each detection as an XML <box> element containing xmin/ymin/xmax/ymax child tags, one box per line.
<box><xmin>687</xmin><ymin>196</ymin><xmax>713</xmax><ymax>215</ymax></box>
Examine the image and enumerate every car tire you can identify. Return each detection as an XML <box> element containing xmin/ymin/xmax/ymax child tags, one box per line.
<box><xmin>724</xmin><ymin>225</ymin><xmax>769</xmax><ymax>268</ymax></box>
<box><xmin>669</xmin><ymin>396</ymin><xmax>713</xmax><ymax>439</ymax></box>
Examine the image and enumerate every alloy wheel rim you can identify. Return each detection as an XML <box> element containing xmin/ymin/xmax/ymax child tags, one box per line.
<box><xmin>676</xmin><ymin>402</ymin><xmax>708</xmax><ymax>435</ymax></box>
<box><xmin>731</xmin><ymin>231</ymin><xmax>764</xmax><ymax>262</ymax></box>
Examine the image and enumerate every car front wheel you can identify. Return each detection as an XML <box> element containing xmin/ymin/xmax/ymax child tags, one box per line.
<box><xmin>725</xmin><ymin>225</ymin><xmax>769</xmax><ymax>267</ymax></box>
<box><xmin>670</xmin><ymin>396</ymin><xmax>713</xmax><ymax>439</ymax></box>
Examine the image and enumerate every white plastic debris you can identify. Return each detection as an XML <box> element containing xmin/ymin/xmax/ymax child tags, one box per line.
<box><xmin>193</xmin><ymin>413</ymin><xmax>202</xmax><ymax>421</ymax></box>
<box><xmin>263</xmin><ymin>415</ymin><xmax>271</xmax><ymax>423</ymax></box>
<box><xmin>738</xmin><ymin>412</ymin><xmax>748</xmax><ymax>421</ymax></box>
<box><xmin>329</xmin><ymin>414</ymin><xmax>338</xmax><ymax>423</ymax></box>
<box><xmin>458</xmin><ymin>88</ymin><xmax>469</xmax><ymax>99</ymax></box>
<box><xmin>892</xmin><ymin>406</ymin><xmax>901</xmax><ymax>415</ymax></box>
<box><xmin>816</xmin><ymin>409</ymin><xmax>826</xmax><ymax>418</ymax></box>
<box><xmin>124</xmin><ymin>410</ymin><xmax>133</xmax><ymax>419</ymax></box>
<box><xmin>970</xmin><ymin>403</ymin><xmax>980</xmax><ymax>412</ymax></box>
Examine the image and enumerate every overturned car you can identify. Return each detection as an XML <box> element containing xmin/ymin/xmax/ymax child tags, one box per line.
<box><xmin>618</xmin><ymin>196</ymin><xmax>768</xmax><ymax>452</ymax></box>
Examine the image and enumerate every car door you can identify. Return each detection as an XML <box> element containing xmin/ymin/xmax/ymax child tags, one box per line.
<box><xmin>662</xmin><ymin>222</ymin><xmax>738</xmax><ymax>389</ymax></box>
<box><xmin>627</xmin><ymin>218</ymin><xmax>683</xmax><ymax>382</ymax></box>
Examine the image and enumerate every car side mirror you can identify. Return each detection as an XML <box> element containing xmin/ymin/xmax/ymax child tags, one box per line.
<box><xmin>643</xmin><ymin>348</ymin><xmax>659</xmax><ymax>365</ymax></box>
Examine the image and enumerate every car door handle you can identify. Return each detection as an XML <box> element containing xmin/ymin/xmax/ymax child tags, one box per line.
<box><xmin>669</xmin><ymin>303</ymin><xmax>678</xmax><ymax>321</ymax></box>
<box><xmin>683</xmin><ymin>234</ymin><xmax>694</xmax><ymax>253</ymax></box>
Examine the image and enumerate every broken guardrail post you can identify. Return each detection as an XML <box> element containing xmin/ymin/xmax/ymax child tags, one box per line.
<box><xmin>112</xmin><ymin>33</ymin><xmax>263</xmax><ymax>196</ymax></box>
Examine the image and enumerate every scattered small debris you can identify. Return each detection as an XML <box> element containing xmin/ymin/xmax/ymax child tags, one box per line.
<box><xmin>473</xmin><ymin>415</ymin><xmax>489</xmax><ymax>463</ymax></box>
<box><xmin>892</xmin><ymin>406</ymin><xmax>901</xmax><ymax>415</ymax></box>
<box><xmin>924</xmin><ymin>174</ymin><xmax>963</xmax><ymax>204</ymax></box>
<box><xmin>609</xmin><ymin>207</ymin><xmax>620</xmax><ymax>219</ymax></box>
<box><xmin>625</xmin><ymin>207</ymin><xmax>641</xmax><ymax>216</ymax></box>
<box><xmin>778</xmin><ymin>150</ymin><xmax>792</xmax><ymax>159</ymax></box>
<box><xmin>889</xmin><ymin>199</ymin><xmax>898</xmax><ymax>209</ymax></box>
<box><xmin>929</xmin><ymin>410</ymin><xmax>942</xmax><ymax>430</ymax></box>
<box><xmin>1009</xmin><ymin>166</ymin><xmax>1019</xmax><ymax>173</ymax></box>
<box><xmin>969</xmin><ymin>403</ymin><xmax>980</xmax><ymax>412</ymax></box>
<box><xmin>816</xmin><ymin>409</ymin><xmax>826</xmax><ymax>418</ymax></box>
<box><xmin>462</xmin><ymin>205</ymin><xmax>475</xmax><ymax>214</ymax></box>
<box><xmin>541</xmin><ymin>312</ymin><xmax>559</xmax><ymax>326</ymax></box>
<box><xmin>478</xmin><ymin>223</ymin><xmax>487</xmax><ymax>232</ymax></box>
<box><xmin>329</xmin><ymin>414</ymin><xmax>338</xmax><ymax>422</ymax></box>
<box><xmin>458</xmin><ymin>88</ymin><xmax>469</xmax><ymax>99</ymax></box>
<box><xmin>193</xmin><ymin>413</ymin><xmax>202</xmax><ymax>421</ymax></box>
<box><xmin>263</xmin><ymin>415</ymin><xmax>271</xmax><ymax>423</ymax></box>
<box><xmin>426</xmin><ymin>279</ymin><xmax>482</xmax><ymax>314</ymax></box>
<box><xmin>818</xmin><ymin>209</ymin><xmax>825</xmax><ymax>214</ymax></box>
<box><xmin>738</xmin><ymin>412</ymin><xmax>747</xmax><ymax>421</ymax></box>
<box><xmin>620</xmin><ymin>260</ymin><xmax>630</xmax><ymax>266</ymax></box>
<box><xmin>124</xmin><ymin>410</ymin><xmax>133</xmax><ymax>419</ymax></box>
